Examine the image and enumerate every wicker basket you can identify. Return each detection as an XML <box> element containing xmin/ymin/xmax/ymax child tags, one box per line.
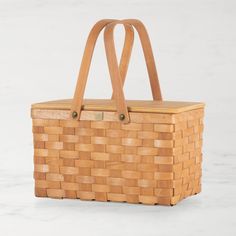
<box><xmin>31</xmin><ymin>19</ymin><xmax>204</xmax><ymax>206</ymax></box>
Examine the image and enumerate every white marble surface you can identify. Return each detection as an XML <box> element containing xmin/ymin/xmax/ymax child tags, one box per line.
<box><xmin>0</xmin><ymin>0</ymin><xmax>236</xmax><ymax>235</ymax></box>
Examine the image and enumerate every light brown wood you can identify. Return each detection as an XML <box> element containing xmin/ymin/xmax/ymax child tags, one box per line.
<box><xmin>71</xmin><ymin>19</ymin><xmax>134</xmax><ymax>122</ymax></box>
<box><xmin>103</xmin><ymin>21</ymin><xmax>132</xmax><ymax>123</ymax></box>
<box><xmin>111</xmin><ymin>21</ymin><xmax>134</xmax><ymax>99</ymax></box>
<box><xmin>32</xmin><ymin>99</ymin><xmax>204</xmax><ymax>114</ymax></box>
<box><xmin>31</xmin><ymin>19</ymin><xmax>205</xmax><ymax>206</ymax></box>
<box><xmin>120</xmin><ymin>19</ymin><xmax>162</xmax><ymax>100</ymax></box>
<box><xmin>32</xmin><ymin>108</ymin><xmax>204</xmax><ymax>205</ymax></box>
<box><xmin>71</xmin><ymin>19</ymin><xmax>163</xmax><ymax>122</ymax></box>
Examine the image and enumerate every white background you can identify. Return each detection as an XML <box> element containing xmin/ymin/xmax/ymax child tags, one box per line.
<box><xmin>0</xmin><ymin>0</ymin><xmax>236</xmax><ymax>235</ymax></box>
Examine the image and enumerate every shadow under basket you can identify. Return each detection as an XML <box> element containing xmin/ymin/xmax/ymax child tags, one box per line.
<box><xmin>31</xmin><ymin>99</ymin><xmax>204</xmax><ymax>206</ymax></box>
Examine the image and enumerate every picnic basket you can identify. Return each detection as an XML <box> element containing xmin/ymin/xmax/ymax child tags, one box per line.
<box><xmin>31</xmin><ymin>19</ymin><xmax>204</xmax><ymax>205</ymax></box>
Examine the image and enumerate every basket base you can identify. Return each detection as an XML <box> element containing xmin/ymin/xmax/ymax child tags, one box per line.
<box><xmin>34</xmin><ymin>188</ymin><xmax>201</xmax><ymax>206</ymax></box>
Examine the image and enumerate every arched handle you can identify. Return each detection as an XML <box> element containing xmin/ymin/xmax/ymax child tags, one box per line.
<box><xmin>110</xmin><ymin>19</ymin><xmax>162</xmax><ymax>100</ymax></box>
<box><xmin>71</xmin><ymin>19</ymin><xmax>134</xmax><ymax>122</ymax></box>
<box><xmin>111</xmin><ymin>19</ymin><xmax>162</xmax><ymax>100</ymax></box>
<box><xmin>104</xmin><ymin>20</ymin><xmax>162</xmax><ymax>123</ymax></box>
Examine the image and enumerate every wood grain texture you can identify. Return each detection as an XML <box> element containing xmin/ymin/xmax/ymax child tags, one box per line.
<box><xmin>70</xmin><ymin>19</ymin><xmax>135</xmax><ymax>122</ymax></box>
<box><xmin>32</xmin><ymin>108</ymin><xmax>204</xmax><ymax>205</ymax></box>
<box><xmin>32</xmin><ymin>99</ymin><xmax>204</xmax><ymax>114</ymax></box>
<box><xmin>70</xmin><ymin>19</ymin><xmax>163</xmax><ymax>122</ymax></box>
<box><xmin>31</xmin><ymin>19</ymin><xmax>205</xmax><ymax>206</ymax></box>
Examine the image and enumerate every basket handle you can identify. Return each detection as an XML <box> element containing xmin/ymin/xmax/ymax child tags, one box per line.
<box><xmin>71</xmin><ymin>19</ymin><xmax>134</xmax><ymax>122</ymax></box>
<box><xmin>71</xmin><ymin>19</ymin><xmax>162</xmax><ymax>123</ymax></box>
<box><xmin>111</xmin><ymin>19</ymin><xmax>162</xmax><ymax>100</ymax></box>
<box><xmin>104</xmin><ymin>20</ymin><xmax>162</xmax><ymax>123</ymax></box>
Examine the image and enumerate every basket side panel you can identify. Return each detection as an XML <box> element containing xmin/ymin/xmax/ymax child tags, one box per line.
<box><xmin>171</xmin><ymin>108</ymin><xmax>204</xmax><ymax>205</ymax></box>
<box><xmin>32</xmin><ymin>108</ymin><xmax>204</xmax><ymax>205</ymax></box>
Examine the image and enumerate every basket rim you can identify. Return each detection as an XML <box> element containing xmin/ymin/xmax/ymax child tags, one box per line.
<box><xmin>31</xmin><ymin>99</ymin><xmax>205</xmax><ymax>114</ymax></box>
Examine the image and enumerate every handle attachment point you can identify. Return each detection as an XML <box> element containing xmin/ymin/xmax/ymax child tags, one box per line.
<box><xmin>119</xmin><ymin>113</ymin><xmax>126</xmax><ymax>121</ymax></box>
<box><xmin>72</xmin><ymin>111</ymin><xmax>78</xmax><ymax>119</ymax></box>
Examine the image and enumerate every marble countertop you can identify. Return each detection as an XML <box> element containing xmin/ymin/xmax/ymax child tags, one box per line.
<box><xmin>0</xmin><ymin>0</ymin><xmax>236</xmax><ymax>235</ymax></box>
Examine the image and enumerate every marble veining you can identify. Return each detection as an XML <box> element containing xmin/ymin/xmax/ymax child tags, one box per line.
<box><xmin>0</xmin><ymin>0</ymin><xmax>236</xmax><ymax>235</ymax></box>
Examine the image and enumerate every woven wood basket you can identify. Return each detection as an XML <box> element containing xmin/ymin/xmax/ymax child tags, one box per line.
<box><xmin>31</xmin><ymin>19</ymin><xmax>204</xmax><ymax>206</ymax></box>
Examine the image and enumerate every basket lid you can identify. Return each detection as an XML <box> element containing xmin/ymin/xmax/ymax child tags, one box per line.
<box><xmin>31</xmin><ymin>99</ymin><xmax>204</xmax><ymax>114</ymax></box>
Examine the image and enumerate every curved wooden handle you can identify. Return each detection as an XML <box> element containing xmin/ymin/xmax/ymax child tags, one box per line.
<box><xmin>71</xmin><ymin>19</ymin><xmax>134</xmax><ymax>122</ymax></box>
<box><xmin>121</xmin><ymin>19</ymin><xmax>162</xmax><ymax>100</ymax></box>
<box><xmin>110</xmin><ymin>19</ymin><xmax>162</xmax><ymax>100</ymax></box>
<box><xmin>104</xmin><ymin>20</ymin><xmax>162</xmax><ymax>123</ymax></box>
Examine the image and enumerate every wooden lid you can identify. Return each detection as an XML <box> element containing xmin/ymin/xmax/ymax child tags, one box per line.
<box><xmin>31</xmin><ymin>99</ymin><xmax>204</xmax><ymax>114</ymax></box>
